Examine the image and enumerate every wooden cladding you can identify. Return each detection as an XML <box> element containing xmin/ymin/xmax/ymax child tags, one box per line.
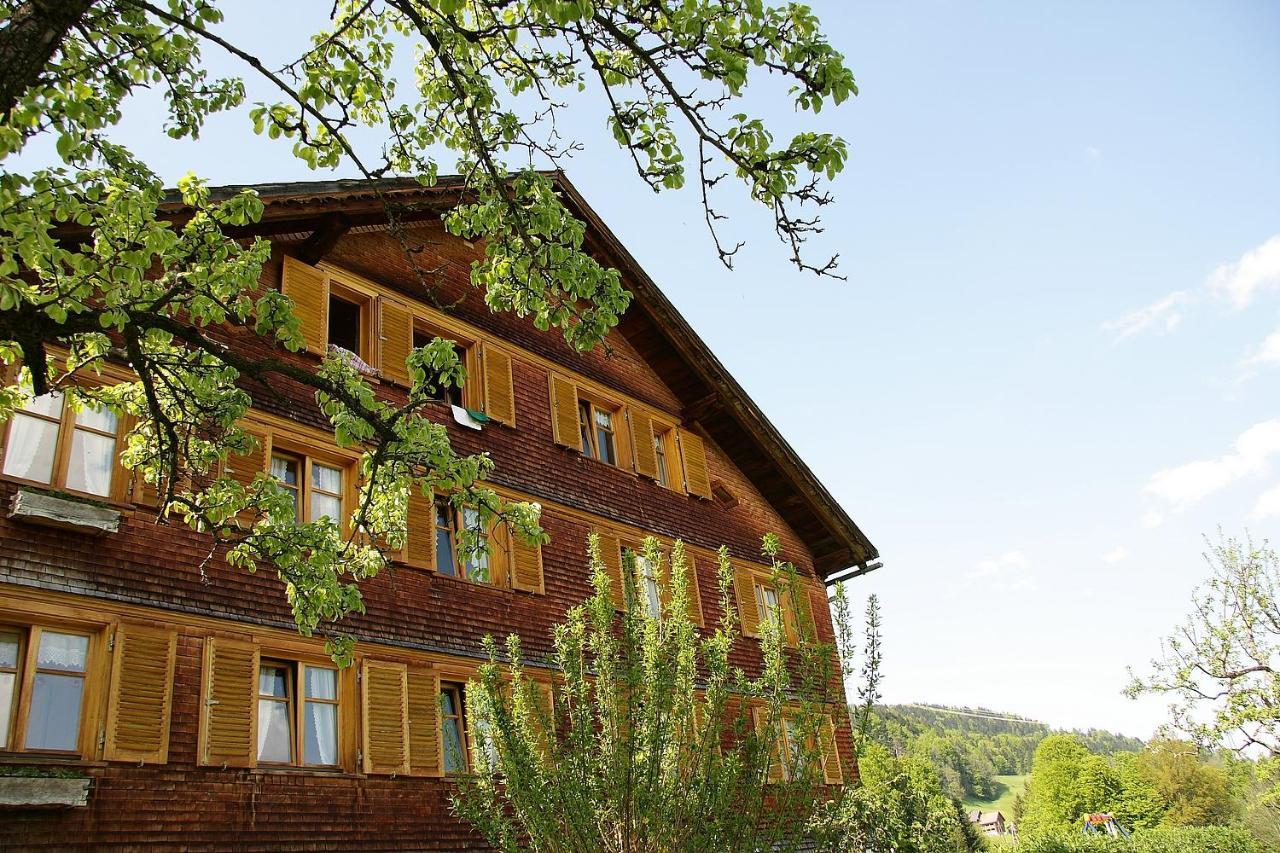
<box><xmin>199</xmin><ymin>637</ymin><xmax>259</xmax><ymax>768</ymax></box>
<box><xmin>362</xmin><ymin>659</ymin><xmax>411</xmax><ymax>775</ymax></box>
<box><xmin>103</xmin><ymin>624</ymin><xmax>177</xmax><ymax>764</ymax></box>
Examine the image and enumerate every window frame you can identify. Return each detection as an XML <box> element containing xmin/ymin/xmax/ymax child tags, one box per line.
<box><xmin>326</xmin><ymin>278</ymin><xmax>376</xmax><ymax>365</ymax></box>
<box><xmin>0</xmin><ymin>385</ymin><xmax>129</xmax><ymax>504</ymax></box>
<box><xmin>255</xmin><ymin>654</ymin><xmax>343</xmax><ymax>770</ymax></box>
<box><xmin>0</xmin><ymin>621</ymin><xmax>101</xmax><ymax>758</ymax></box>
<box><xmin>576</xmin><ymin>394</ymin><xmax>626</xmax><ymax>468</ymax></box>
<box><xmin>413</xmin><ymin>321</ymin><xmax>480</xmax><ymax>411</ymax></box>
<box><xmin>439</xmin><ymin>680</ymin><xmax>470</xmax><ymax>774</ymax></box>
<box><xmin>267</xmin><ymin>438</ymin><xmax>354</xmax><ymax>530</ymax></box>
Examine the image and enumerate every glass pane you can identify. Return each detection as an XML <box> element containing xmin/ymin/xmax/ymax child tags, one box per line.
<box><xmin>461</xmin><ymin>509</ymin><xmax>489</xmax><ymax>581</ymax></box>
<box><xmin>259</xmin><ymin>664</ymin><xmax>289</xmax><ymax>697</ymax></box>
<box><xmin>3</xmin><ymin>413</ymin><xmax>59</xmax><ymax>483</ymax></box>
<box><xmin>598</xmin><ymin>430</ymin><xmax>616</xmax><ymax>466</ymax></box>
<box><xmin>440</xmin><ymin>689</ymin><xmax>458</xmax><ymax>717</ymax></box>
<box><xmin>25</xmin><ymin>672</ymin><xmax>83</xmax><ymax>750</ymax></box>
<box><xmin>578</xmin><ymin>401</ymin><xmax>594</xmax><ymax>458</ymax></box>
<box><xmin>37</xmin><ymin>632</ymin><xmax>88</xmax><ymax>672</ymax></box>
<box><xmin>442</xmin><ymin>716</ymin><xmax>466</xmax><ymax>773</ymax></box>
<box><xmin>75</xmin><ymin>402</ymin><xmax>117</xmax><ymax>433</ymax></box>
<box><xmin>312</xmin><ymin>462</ymin><xmax>342</xmax><ymax>494</ymax></box>
<box><xmin>271</xmin><ymin>455</ymin><xmax>299</xmax><ymax>486</ymax></box>
<box><xmin>304</xmin><ymin>667</ymin><xmax>337</xmax><ymax>700</ymax></box>
<box><xmin>310</xmin><ymin>492</ymin><xmax>341</xmax><ymax>523</ymax></box>
<box><xmin>65</xmin><ymin>430</ymin><xmax>116</xmax><ymax>496</ymax></box>
<box><xmin>645</xmin><ymin>578</ymin><xmax>662</xmax><ymax>619</ymax></box>
<box><xmin>303</xmin><ymin>701</ymin><xmax>337</xmax><ymax>765</ymax></box>
<box><xmin>22</xmin><ymin>391</ymin><xmax>63</xmax><ymax>418</ymax></box>
<box><xmin>257</xmin><ymin>698</ymin><xmax>293</xmax><ymax>763</ymax></box>
<box><xmin>0</xmin><ymin>671</ymin><xmax>14</xmax><ymax>749</ymax></box>
<box><xmin>0</xmin><ymin>633</ymin><xmax>18</xmax><ymax>668</ymax></box>
<box><xmin>594</xmin><ymin>408</ymin><xmax>612</xmax><ymax>430</ymax></box>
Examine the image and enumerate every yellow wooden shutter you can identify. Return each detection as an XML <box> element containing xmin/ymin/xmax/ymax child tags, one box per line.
<box><xmin>103</xmin><ymin>624</ymin><xmax>177</xmax><ymax>764</ymax></box>
<box><xmin>681</xmin><ymin>552</ymin><xmax>705</xmax><ymax>626</ymax></box>
<box><xmin>595</xmin><ymin>531</ymin><xmax>626</xmax><ymax>610</ymax></box>
<box><xmin>734</xmin><ymin>565</ymin><xmax>761</xmax><ymax>637</ymax></box>
<box><xmin>281</xmin><ymin>255</ymin><xmax>330</xmax><ymax>354</ymax></box>
<box><xmin>199</xmin><ymin>636</ymin><xmax>258</xmax><ymax>768</ymax></box>
<box><xmin>819</xmin><ymin>713</ymin><xmax>843</xmax><ymax>784</ymax></box>
<box><xmin>549</xmin><ymin>374</ymin><xmax>581</xmax><ymax>450</ymax></box>
<box><xmin>362</xmin><ymin>659</ymin><xmax>411</xmax><ymax>774</ymax></box>
<box><xmin>508</xmin><ymin>524</ymin><xmax>545</xmax><ymax>594</ymax></box>
<box><xmin>677</xmin><ymin>428</ymin><xmax>712</xmax><ymax>498</ymax></box>
<box><xmin>804</xmin><ymin>582</ymin><xmax>826</xmax><ymax>642</ymax></box>
<box><xmin>481</xmin><ymin>344</ymin><xmax>516</xmax><ymax>425</ymax></box>
<box><xmin>630</xmin><ymin>412</ymin><xmax>658</xmax><ymax>479</ymax></box>
<box><xmin>403</xmin><ymin>490</ymin><xmax>436</xmax><ymax>569</ymax></box>
<box><xmin>407</xmin><ymin>667</ymin><xmax>442</xmax><ymax>777</ymax></box>
<box><xmin>378</xmin><ymin>297</ymin><xmax>414</xmax><ymax>387</ymax></box>
<box><xmin>752</xmin><ymin>706</ymin><xmax>785</xmax><ymax>783</ymax></box>
<box><xmin>225</xmin><ymin>423</ymin><xmax>270</xmax><ymax>487</ymax></box>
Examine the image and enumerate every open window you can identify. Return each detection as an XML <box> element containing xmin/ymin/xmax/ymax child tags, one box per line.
<box><xmin>432</xmin><ymin>497</ymin><xmax>494</xmax><ymax>584</ymax></box>
<box><xmin>326</xmin><ymin>280</ymin><xmax>375</xmax><ymax>367</ymax></box>
<box><xmin>440</xmin><ymin>680</ymin><xmax>470</xmax><ymax>774</ymax></box>
<box><xmin>413</xmin><ymin>325</ymin><xmax>474</xmax><ymax>410</ymax></box>
<box><xmin>577</xmin><ymin>395</ymin><xmax>623</xmax><ymax>467</ymax></box>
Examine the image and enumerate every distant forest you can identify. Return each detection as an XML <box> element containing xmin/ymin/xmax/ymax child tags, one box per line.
<box><xmin>866</xmin><ymin>703</ymin><xmax>1145</xmax><ymax>802</ymax></box>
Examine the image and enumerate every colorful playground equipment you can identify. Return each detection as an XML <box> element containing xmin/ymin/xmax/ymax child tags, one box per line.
<box><xmin>1082</xmin><ymin>813</ymin><xmax>1131</xmax><ymax>838</ymax></box>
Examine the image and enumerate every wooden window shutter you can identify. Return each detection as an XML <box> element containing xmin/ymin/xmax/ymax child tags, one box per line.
<box><xmin>805</xmin><ymin>583</ymin><xmax>826</xmax><ymax>642</ymax></box>
<box><xmin>751</xmin><ymin>706</ymin><xmax>785</xmax><ymax>783</ymax></box>
<box><xmin>530</xmin><ymin>680</ymin><xmax>556</xmax><ymax>758</ymax></box>
<box><xmin>281</xmin><ymin>255</ymin><xmax>330</xmax><ymax>354</ymax></box>
<box><xmin>199</xmin><ymin>636</ymin><xmax>258</xmax><ymax>768</ymax></box>
<box><xmin>629</xmin><ymin>412</ymin><xmax>658</xmax><ymax>479</ymax></box>
<box><xmin>819</xmin><ymin>713</ymin><xmax>843</xmax><ymax>784</ymax></box>
<box><xmin>676</xmin><ymin>428</ymin><xmax>712</xmax><ymax>499</ymax></box>
<box><xmin>734</xmin><ymin>565</ymin><xmax>761</xmax><ymax>637</ymax></box>
<box><xmin>406</xmin><ymin>667</ymin><xmax>442</xmax><ymax>777</ymax></box>
<box><xmin>594</xmin><ymin>531</ymin><xmax>626</xmax><ymax>610</ymax></box>
<box><xmin>378</xmin><ymin>297</ymin><xmax>414</xmax><ymax>387</ymax></box>
<box><xmin>508</xmin><ymin>523</ymin><xmax>545</xmax><ymax>594</ymax></box>
<box><xmin>481</xmin><ymin>344</ymin><xmax>516</xmax><ymax>425</ymax></box>
<box><xmin>362</xmin><ymin>659</ymin><xmax>411</xmax><ymax>774</ymax></box>
<box><xmin>680</xmin><ymin>552</ymin><xmax>705</xmax><ymax>626</ymax></box>
<box><xmin>103</xmin><ymin>624</ymin><xmax>177</xmax><ymax>763</ymax></box>
<box><xmin>403</xmin><ymin>490</ymin><xmax>436</xmax><ymax>569</ymax></box>
<box><xmin>224</xmin><ymin>423</ymin><xmax>271</xmax><ymax>487</ymax></box>
<box><xmin>658</xmin><ymin>547</ymin><xmax>703</xmax><ymax>627</ymax></box>
<box><xmin>548</xmin><ymin>374</ymin><xmax>581</xmax><ymax>450</ymax></box>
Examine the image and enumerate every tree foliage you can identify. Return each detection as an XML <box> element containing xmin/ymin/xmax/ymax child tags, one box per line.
<box><xmin>451</xmin><ymin>534</ymin><xmax>851</xmax><ymax>852</ymax></box>
<box><xmin>0</xmin><ymin>0</ymin><xmax>857</xmax><ymax>652</ymax></box>
<box><xmin>1128</xmin><ymin>535</ymin><xmax>1280</xmax><ymax>758</ymax></box>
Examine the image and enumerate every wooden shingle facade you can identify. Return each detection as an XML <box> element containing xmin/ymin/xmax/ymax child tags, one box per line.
<box><xmin>0</xmin><ymin>174</ymin><xmax>877</xmax><ymax>850</ymax></box>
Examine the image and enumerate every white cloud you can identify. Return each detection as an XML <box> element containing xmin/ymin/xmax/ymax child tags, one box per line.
<box><xmin>1209</xmin><ymin>234</ymin><xmax>1280</xmax><ymax>309</ymax></box>
<box><xmin>1101</xmin><ymin>546</ymin><xmax>1128</xmax><ymax>564</ymax></box>
<box><xmin>1144</xmin><ymin>420</ymin><xmax>1280</xmax><ymax>511</ymax></box>
<box><xmin>968</xmin><ymin>550</ymin><xmax>1029</xmax><ymax>581</ymax></box>
<box><xmin>1086</xmin><ymin>145</ymin><xmax>1102</xmax><ymax>161</ymax></box>
<box><xmin>1239</xmin><ymin>327</ymin><xmax>1280</xmax><ymax>379</ymax></box>
<box><xmin>1100</xmin><ymin>290</ymin><xmax>1195</xmax><ymax>340</ymax></box>
<box><xmin>1142</xmin><ymin>509</ymin><xmax>1165</xmax><ymax>529</ymax></box>
<box><xmin>1251</xmin><ymin>484</ymin><xmax>1280</xmax><ymax>520</ymax></box>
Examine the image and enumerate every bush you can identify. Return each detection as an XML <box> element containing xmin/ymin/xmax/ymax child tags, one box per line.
<box><xmin>1014</xmin><ymin>826</ymin><xmax>1257</xmax><ymax>853</ymax></box>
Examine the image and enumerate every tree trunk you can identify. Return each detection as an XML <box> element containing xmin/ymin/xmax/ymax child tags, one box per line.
<box><xmin>0</xmin><ymin>0</ymin><xmax>95</xmax><ymax>123</ymax></box>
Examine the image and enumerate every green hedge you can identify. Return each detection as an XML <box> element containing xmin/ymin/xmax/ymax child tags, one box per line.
<box><xmin>1010</xmin><ymin>826</ymin><xmax>1257</xmax><ymax>853</ymax></box>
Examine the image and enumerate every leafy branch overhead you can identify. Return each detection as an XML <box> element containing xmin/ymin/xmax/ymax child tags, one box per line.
<box><xmin>0</xmin><ymin>0</ymin><xmax>855</xmax><ymax>648</ymax></box>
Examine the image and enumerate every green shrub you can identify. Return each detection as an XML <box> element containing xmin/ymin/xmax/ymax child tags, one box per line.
<box><xmin>1016</xmin><ymin>826</ymin><xmax>1257</xmax><ymax>853</ymax></box>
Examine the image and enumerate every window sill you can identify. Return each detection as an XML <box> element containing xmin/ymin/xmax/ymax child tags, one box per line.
<box><xmin>8</xmin><ymin>488</ymin><xmax>121</xmax><ymax>536</ymax></box>
<box><xmin>0</xmin><ymin>775</ymin><xmax>91</xmax><ymax>808</ymax></box>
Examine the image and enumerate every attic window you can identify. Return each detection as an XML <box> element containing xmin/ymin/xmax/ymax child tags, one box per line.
<box><xmin>711</xmin><ymin>482</ymin><xmax>738</xmax><ymax>509</ymax></box>
<box><xmin>327</xmin><ymin>292</ymin><xmax>363</xmax><ymax>355</ymax></box>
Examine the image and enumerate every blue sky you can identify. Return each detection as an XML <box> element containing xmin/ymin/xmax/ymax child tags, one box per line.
<box><xmin>33</xmin><ymin>1</ymin><xmax>1280</xmax><ymax>737</ymax></box>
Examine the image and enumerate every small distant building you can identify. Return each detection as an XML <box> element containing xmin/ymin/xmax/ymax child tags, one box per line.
<box><xmin>967</xmin><ymin>810</ymin><xmax>1007</xmax><ymax>836</ymax></box>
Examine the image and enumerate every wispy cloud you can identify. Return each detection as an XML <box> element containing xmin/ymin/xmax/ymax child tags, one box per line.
<box><xmin>1238</xmin><ymin>326</ymin><xmax>1280</xmax><ymax>383</ymax></box>
<box><xmin>1144</xmin><ymin>420</ymin><xmax>1280</xmax><ymax>516</ymax></box>
<box><xmin>1100</xmin><ymin>290</ymin><xmax>1195</xmax><ymax>340</ymax></box>
<box><xmin>1102</xmin><ymin>234</ymin><xmax>1280</xmax><ymax>341</ymax></box>
<box><xmin>1101</xmin><ymin>546</ymin><xmax>1128</xmax><ymax>564</ymax></box>
<box><xmin>966</xmin><ymin>551</ymin><xmax>1034</xmax><ymax>588</ymax></box>
<box><xmin>1250</xmin><ymin>483</ymin><xmax>1280</xmax><ymax>520</ymax></box>
<box><xmin>1209</xmin><ymin>235</ymin><xmax>1280</xmax><ymax>310</ymax></box>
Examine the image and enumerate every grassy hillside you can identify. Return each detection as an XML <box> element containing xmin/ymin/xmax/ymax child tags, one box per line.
<box><xmin>962</xmin><ymin>773</ymin><xmax>1028</xmax><ymax>820</ymax></box>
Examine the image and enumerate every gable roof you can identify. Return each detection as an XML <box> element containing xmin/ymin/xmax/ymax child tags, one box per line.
<box><xmin>190</xmin><ymin>173</ymin><xmax>879</xmax><ymax>578</ymax></box>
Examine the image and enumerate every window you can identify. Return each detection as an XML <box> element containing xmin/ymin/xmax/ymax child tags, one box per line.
<box><xmin>326</xmin><ymin>281</ymin><xmax>372</xmax><ymax>361</ymax></box>
<box><xmin>756</xmin><ymin>584</ymin><xmax>782</xmax><ymax>628</ymax></box>
<box><xmin>781</xmin><ymin>715</ymin><xmax>817</xmax><ymax>780</ymax></box>
<box><xmin>653</xmin><ymin>428</ymin><xmax>671</xmax><ymax>487</ymax></box>
<box><xmin>2</xmin><ymin>390</ymin><xmax>122</xmax><ymax>499</ymax></box>
<box><xmin>433</xmin><ymin>498</ymin><xmax>491</xmax><ymax>583</ymax></box>
<box><xmin>578</xmin><ymin>399</ymin><xmax>618</xmax><ymax>465</ymax></box>
<box><xmin>0</xmin><ymin>625</ymin><xmax>92</xmax><ymax>753</ymax></box>
<box><xmin>270</xmin><ymin>451</ymin><xmax>345</xmax><ymax>524</ymax></box>
<box><xmin>440</xmin><ymin>682</ymin><xmax>468</xmax><ymax>773</ymax></box>
<box><xmin>413</xmin><ymin>330</ymin><xmax>469</xmax><ymax>409</ymax></box>
<box><xmin>256</xmin><ymin>659</ymin><xmax>339</xmax><ymax>767</ymax></box>
<box><xmin>636</xmin><ymin>553</ymin><xmax>662</xmax><ymax>620</ymax></box>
